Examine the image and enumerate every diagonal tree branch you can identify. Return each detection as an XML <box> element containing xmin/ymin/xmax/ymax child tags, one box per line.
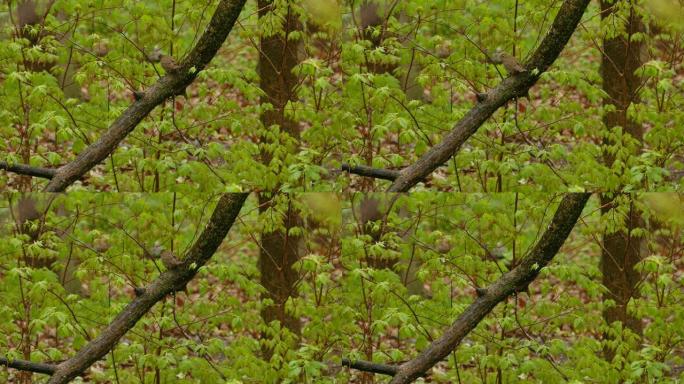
<box><xmin>377</xmin><ymin>193</ymin><xmax>591</xmax><ymax>383</ymax></box>
<box><xmin>43</xmin><ymin>193</ymin><xmax>248</xmax><ymax>384</ymax></box>
<box><xmin>387</xmin><ymin>0</ymin><xmax>591</xmax><ymax>192</ymax></box>
<box><xmin>42</xmin><ymin>0</ymin><xmax>247</xmax><ymax>192</ymax></box>
<box><xmin>0</xmin><ymin>161</ymin><xmax>57</xmax><ymax>179</ymax></box>
<box><xmin>0</xmin><ymin>357</ymin><xmax>56</xmax><ymax>375</ymax></box>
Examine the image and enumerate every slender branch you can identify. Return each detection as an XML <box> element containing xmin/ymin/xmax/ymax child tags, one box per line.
<box><xmin>43</xmin><ymin>0</ymin><xmax>247</xmax><ymax>192</ymax></box>
<box><xmin>388</xmin><ymin>193</ymin><xmax>591</xmax><ymax>383</ymax></box>
<box><xmin>0</xmin><ymin>161</ymin><xmax>56</xmax><ymax>179</ymax></box>
<box><xmin>341</xmin><ymin>163</ymin><xmax>400</xmax><ymax>181</ymax></box>
<box><xmin>341</xmin><ymin>358</ymin><xmax>428</xmax><ymax>377</ymax></box>
<box><xmin>0</xmin><ymin>357</ymin><xmax>57</xmax><ymax>375</ymax></box>
<box><xmin>387</xmin><ymin>0</ymin><xmax>591</xmax><ymax>192</ymax></box>
<box><xmin>342</xmin><ymin>358</ymin><xmax>399</xmax><ymax>376</ymax></box>
<box><xmin>46</xmin><ymin>193</ymin><xmax>248</xmax><ymax>384</ymax></box>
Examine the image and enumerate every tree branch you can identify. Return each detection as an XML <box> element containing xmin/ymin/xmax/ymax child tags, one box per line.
<box><xmin>0</xmin><ymin>357</ymin><xmax>56</xmax><ymax>375</ymax></box>
<box><xmin>342</xmin><ymin>358</ymin><xmax>399</xmax><ymax>376</ymax></box>
<box><xmin>388</xmin><ymin>193</ymin><xmax>591</xmax><ymax>383</ymax></box>
<box><xmin>0</xmin><ymin>161</ymin><xmax>56</xmax><ymax>179</ymax></box>
<box><xmin>46</xmin><ymin>193</ymin><xmax>249</xmax><ymax>384</ymax></box>
<box><xmin>341</xmin><ymin>163</ymin><xmax>400</xmax><ymax>181</ymax></box>
<box><xmin>341</xmin><ymin>358</ymin><xmax>428</xmax><ymax>377</ymax></box>
<box><xmin>387</xmin><ymin>0</ymin><xmax>591</xmax><ymax>192</ymax></box>
<box><xmin>43</xmin><ymin>0</ymin><xmax>247</xmax><ymax>192</ymax></box>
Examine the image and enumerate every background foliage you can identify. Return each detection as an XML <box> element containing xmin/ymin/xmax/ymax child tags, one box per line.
<box><xmin>1</xmin><ymin>0</ymin><xmax>684</xmax><ymax>383</ymax></box>
<box><xmin>0</xmin><ymin>0</ymin><xmax>682</xmax><ymax>192</ymax></box>
<box><xmin>0</xmin><ymin>193</ymin><xmax>682</xmax><ymax>383</ymax></box>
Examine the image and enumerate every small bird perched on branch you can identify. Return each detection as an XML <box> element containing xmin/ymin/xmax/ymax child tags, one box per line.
<box><xmin>160</xmin><ymin>55</ymin><xmax>182</xmax><ymax>74</ymax></box>
<box><xmin>491</xmin><ymin>50</ymin><xmax>526</xmax><ymax>75</ymax></box>
<box><xmin>160</xmin><ymin>250</ymin><xmax>184</xmax><ymax>270</ymax></box>
<box><xmin>147</xmin><ymin>46</ymin><xmax>163</xmax><ymax>63</ymax></box>
<box><xmin>159</xmin><ymin>55</ymin><xmax>189</xmax><ymax>99</ymax></box>
<box><xmin>148</xmin><ymin>242</ymin><xmax>184</xmax><ymax>270</ymax></box>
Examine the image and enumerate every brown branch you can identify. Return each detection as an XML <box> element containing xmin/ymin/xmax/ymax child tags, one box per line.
<box><xmin>342</xmin><ymin>358</ymin><xmax>399</xmax><ymax>376</ymax></box>
<box><xmin>341</xmin><ymin>358</ymin><xmax>429</xmax><ymax>378</ymax></box>
<box><xmin>0</xmin><ymin>161</ymin><xmax>56</xmax><ymax>179</ymax></box>
<box><xmin>0</xmin><ymin>357</ymin><xmax>57</xmax><ymax>375</ymax></box>
<box><xmin>43</xmin><ymin>0</ymin><xmax>247</xmax><ymax>192</ymax></box>
<box><xmin>387</xmin><ymin>0</ymin><xmax>591</xmax><ymax>192</ymax></box>
<box><xmin>341</xmin><ymin>163</ymin><xmax>400</xmax><ymax>181</ymax></box>
<box><xmin>388</xmin><ymin>193</ymin><xmax>591</xmax><ymax>383</ymax></box>
<box><xmin>46</xmin><ymin>193</ymin><xmax>248</xmax><ymax>384</ymax></box>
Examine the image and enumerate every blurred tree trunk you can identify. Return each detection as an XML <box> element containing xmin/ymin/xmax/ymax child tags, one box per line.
<box><xmin>600</xmin><ymin>197</ymin><xmax>643</xmax><ymax>343</ymax></box>
<box><xmin>599</xmin><ymin>0</ymin><xmax>645</xmax><ymax>360</ymax></box>
<box><xmin>257</xmin><ymin>0</ymin><xmax>302</xmax><ymax>359</ymax></box>
<box><xmin>357</xmin><ymin>1</ymin><xmax>426</xmax><ymax>282</ymax></box>
<box><xmin>358</xmin><ymin>1</ymin><xmax>423</xmax><ymax>100</ymax></box>
<box><xmin>13</xmin><ymin>1</ymin><xmax>84</xmax><ymax>99</ymax></box>
<box><xmin>257</xmin><ymin>195</ymin><xmax>302</xmax><ymax>337</ymax></box>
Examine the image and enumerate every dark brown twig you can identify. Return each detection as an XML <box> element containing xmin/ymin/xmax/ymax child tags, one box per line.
<box><xmin>341</xmin><ymin>163</ymin><xmax>400</xmax><ymax>181</ymax></box>
<box><xmin>0</xmin><ymin>357</ymin><xmax>57</xmax><ymax>375</ymax></box>
<box><xmin>342</xmin><ymin>358</ymin><xmax>400</xmax><ymax>376</ymax></box>
<box><xmin>0</xmin><ymin>161</ymin><xmax>57</xmax><ymax>179</ymax></box>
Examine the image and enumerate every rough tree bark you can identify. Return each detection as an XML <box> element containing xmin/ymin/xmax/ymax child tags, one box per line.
<box><xmin>599</xmin><ymin>0</ymin><xmax>645</xmax><ymax>359</ymax></box>
<box><xmin>257</xmin><ymin>0</ymin><xmax>303</xmax><ymax>355</ymax></box>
